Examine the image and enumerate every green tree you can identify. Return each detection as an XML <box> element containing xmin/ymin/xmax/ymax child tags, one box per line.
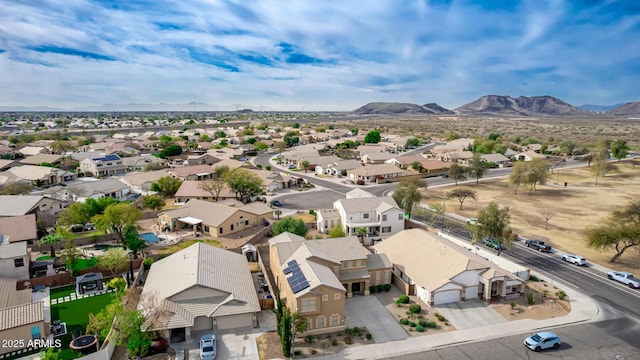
<box><xmin>198</xmin><ymin>178</ymin><xmax>226</xmax><ymax>201</ymax></box>
<box><xmin>449</xmin><ymin>188</ymin><xmax>476</xmax><ymax>210</ymax></box>
<box><xmin>254</xmin><ymin>141</ymin><xmax>269</xmax><ymax>151</ymax></box>
<box><xmin>351</xmin><ymin>128</ymin><xmax>359</xmax><ymax>135</ymax></box>
<box><xmin>284</xmin><ymin>135</ymin><xmax>299</xmax><ymax>147</ymax></box>
<box><xmin>151</xmin><ymin>176</ymin><xmax>183</xmax><ymax>196</ymax></box>
<box><xmin>476</xmin><ymin>202</ymin><xmax>511</xmax><ymax>256</ymax></box>
<box><xmin>0</xmin><ymin>182</ymin><xmax>34</xmax><ymax>195</ymax></box>
<box><xmin>586</xmin><ymin>200</ymin><xmax>640</xmax><ymax>263</ymax></box>
<box><xmin>364</xmin><ymin>130</ymin><xmax>381</xmax><ymax>144</ymax></box>
<box><xmin>301</xmin><ymin>160</ymin><xmax>310</xmax><ymax>173</ymax></box>
<box><xmin>57</xmin><ymin>202</ymin><xmax>93</xmax><ymax>231</ymax></box>
<box><xmin>158</xmin><ymin>144</ymin><xmax>182</xmax><ymax>159</ymax></box>
<box><xmin>98</xmin><ymin>248</ymin><xmax>129</xmax><ymax>276</ymax></box>
<box><xmin>118</xmin><ymin>308</ymin><xmax>153</xmax><ymax>358</ymax></box>
<box><xmin>273</xmin><ymin>217</ymin><xmax>308</xmax><ymax>237</ymax></box>
<box><xmin>214</xmin><ymin>165</ymin><xmax>230</xmax><ymax>178</ymax></box>
<box><xmin>328</xmin><ymin>224</ymin><xmax>346</xmax><ymax>238</ymax></box>
<box><xmin>509</xmin><ymin>162</ymin><xmax>527</xmax><ymax>195</ymax></box>
<box><xmin>141</xmin><ymin>195</ymin><xmax>164</xmax><ymax>210</ymax></box>
<box><xmin>356</xmin><ymin>227</ymin><xmax>367</xmax><ymax>244</ymax></box>
<box><xmin>214</xmin><ymin>130</ymin><xmax>226</xmax><ymax>139</ymax></box>
<box><xmin>92</xmin><ymin>203</ymin><xmax>143</xmax><ymax>245</ymax></box>
<box><xmin>274</xmin><ymin>209</ymin><xmax>282</xmax><ymax>220</ymax></box>
<box><xmin>59</xmin><ymin>238</ymin><xmax>82</xmax><ymax>271</ymax></box>
<box><xmin>124</xmin><ymin>226</ymin><xmax>146</xmax><ymax>259</ymax></box>
<box><xmin>467</xmin><ymin>153</ymin><xmax>485</xmax><ymax>184</ymax></box>
<box><xmin>448</xmin><ymin>163</ymin><xmax>466</xmax><ymax>185</ymax></box>
<box><xmin>392</xmin><ymin>177</ymin><xmax>426</xmax><ymax>218</ymax></box>
<box><xmin>405</xmin><ymin>138</ymin><xmax>420</xmax><ymax>148</ymax></box>
<box><xmin>411</xmin><ymin>161</ymin><xmax>421</xmax><ymax>171</ymax></box>
<box><xmin>38</xmin><ymin>234</ymin><xmax>64</xmax><ymax>258</ymax></box>
<box><xmin>592</xmin><ymin>144</ymin><xmax>611</xmax><ymax>185</ymax></box>
<box><xmin>84</xmin><ymin>197</ymin><xmax>118</xmax><ymax>217</ymax></box>
<box><xmin>526</xmin><ymin>158</ymin><xmax>550</xmax><ymax>192</ymax></box>
<box><xmin>610</xmin><ymin>139</ymin><xmax>629</xmax><ymax>162</ymax></box>
<box><xmin>224</xmin><ymin>168</ymin><xmax>264</xmax><ymax>203</ymax></box>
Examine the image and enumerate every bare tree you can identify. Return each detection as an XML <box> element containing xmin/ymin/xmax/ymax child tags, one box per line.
<box><xmin>198</xmin><ymin>178</ymin><xmax>226</xmax><ymax>201</ymax></box>
<box><xmin>449</xmin><ymin>188</ymin><xmax>476</xmax><ymax>210</ymax></box>
<box><xmin>539</xmin><ymin>208</ymin><xmax>556</xmax><ymax>230</ymax></box>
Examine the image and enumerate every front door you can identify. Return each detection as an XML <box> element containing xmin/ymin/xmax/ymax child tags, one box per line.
<box><xmin>351</xmin><ymin>282</ymin><xmax>361</xmax><ymax>294</ymax></box>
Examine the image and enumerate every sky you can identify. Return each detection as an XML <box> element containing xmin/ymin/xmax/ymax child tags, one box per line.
<box><xmin>1</xmin><ymin>0</ymin><xmax>639</xmax><ymax>111</ymax></box>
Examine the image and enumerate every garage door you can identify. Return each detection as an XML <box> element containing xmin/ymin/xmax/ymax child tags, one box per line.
<box><xmin>192</xmin><ymin>316</ymin><xmax>213</xmax><ymax>331</ymax></box>
<box><xmin>433</xmin><ymin>290</ymin><xmax>460</xmax><ymax>305</ymax></box>
<box><xmin>465</xmin><ymin>286</ymin><xmax>478</xmax><ymax>300</ymax></box>
<box><xmin>216</xmin><ymin>313</ymin><xmax>253</xmax><ymax>330</ymax></box>
<box><xmin>416</xmin><ymin>286</ymin><xmax>429</xmax><ymax>304</ymax></box>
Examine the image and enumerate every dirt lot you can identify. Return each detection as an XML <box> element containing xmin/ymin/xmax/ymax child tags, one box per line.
<box><xmin>425</xmin><ymin>161</ymin><xmax>640</xmax><ymax>273</ymax></box>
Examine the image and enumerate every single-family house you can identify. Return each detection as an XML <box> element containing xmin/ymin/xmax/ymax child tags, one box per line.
<box><xmin>0</xmin><ymin>159</ymin><xmax>15</xmax><ymax>171</ymax></box>
<box><xmin>250</xmin><ymin>170</ymin><xmax>293</xmax><ymax>193</ymax></box>
<box><xmin>331</xmin><ymin>196</ymin><xmax>404</xmax><ymax>238</ymax></box>
<box><xmin>513</xmin><ymin>151</ymin><xmax>547</xmax><ymax>162</ymax></box>
<box><xmin>374</xmin><ymin>228</ymin><xmax>525</xmax><ymax>306</ymax></box>
<box><xmin>315</xmin><ymin>159</ymin><xmax>362</xmax><ymax>177</ymax></box>
<box><xmin>157</xmin><ymin>199</ymin><xmax>272</xmax><ymax>238</ymax></box>
<box><xmin>121</xmin><ymin>154</ymin><xmax>166</xmax><ymax>172</ymax></box>
<box><xmin>0</xmin><ymin>241</ymin><xmax>30</xmax><ymax>280</ymax></box>
<box><xmin>0</xmin><ymin>195</ymin><xmax>66</xmax><ymax>222</ymax></box>
<box><xmin>186</xmin><ymin>153</ymin><xmax>220</xmax><ymax>166</ymax></box>
<box><xmin>347</xmin><ymin>163</ymin><xmax>407</xmax><ymax>183</ymax></box>
<box><xmin>67</xmin><ymin>178</ymin><xmax>130</xmax><ymax>202</ymax></box>
<box><xmin>386</xmin><ymin>156</ymin><xmax>450</xmax><ymax>175</ymax></box>
<box><xmin>481</xmin><ymin>153</ymin><xmax>511</xmax><ymax>167</ymax></box>
<box><xmin>441</xmin><ymin>151</ymin><xmax>475</xmax><ymax>165</ymax></box>
<box><xmin>139</xmin><ymin>243</ymin><xmax>260</xmax><ymax>342</ymax></box>
<box><xmin>17</xmin><ymin>153</ymin><xmax>62</xmax><ymax>167</ymax></box>
<box><xmin>17</xmin><ymin>146</ymin><xmax>47</xmax><ymax>157</ymax></box>
<box><xmin>174</xmin><ymin>181</ymin><xmax>236</xmax><ymax>203</ymax></box>
<box><xmin>79</xmin><ymin>154</ymin><xmax>126</xmax><ymax>177</ymax></box>
<box><xmin>269</xmin><ymin>232</ymin><xmax>392</xmax><ymax>335</ymax></box>
<box><xmin>0</xmin><ymin>215</ymin><xmax>38</xmax><ymax>244</ymax></box>
<box><xmin>296</xmin><ymin>155</ymin><xmax>341</xmax><ymax>170</ymax></box>
<box><xmin>118</xmin><ymin>169</ymin><xmax>169</xmax><ymax>194</ymax></box>
<box><xmin>361</xmin><ymin>152</ymin><xmax>395</xmax><ymax>164</ymax></box>
<box><xmin>0</xmin><ymin>278</ymin><xmax>47</xmax><ymax>356</ymax></box>
<box><xmin>168</xmin><ymin>164</ymin><xmax>216</xmax><ymax>181</ymax></box>
<box><xmin>6</xmin><ymin>165</ymin><xmax>76</xmax><ymax>186</ymax></box>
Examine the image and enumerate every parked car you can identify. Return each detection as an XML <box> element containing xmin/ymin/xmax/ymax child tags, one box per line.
<box><xmin>607</xmin><ymin>271</ymin><xmax>640</xmax><ymax>288</ymax></box>
<box><xmin>482</xmin><ymin>237</ymin><xmax>502</xmax><ymax>250</ymax></box>
<box><xmin>467</xmin><ymin>218</ymin><xmax>480</xmax><ymax>226</ymax></box>
<box><xmin>561</xmin><ymin>254</ymin><xmax>587</xmax><ymax>266</ymax></box>
<box><xmin>524</xmin><ymin>331</ymin><xmax>561</xmax><ymax>351</ymax></box>
<box><xmin>199</xmin><ymin>334</ymin><xmax>216</xmax><ymax>360</ymax></box>
<box><xmin>271</xmin><ymin>200</ymin><xmax>282</xmax><ymax>207</ymax></box>
<box><xmin>288</xmin><ymin>164</ymin><xmax>296</xmax><ymax>169</ymax></box>
<box><xmin>525</xmin><ymin>239</ymin><xmax>551</xmax><ymax>252</ymax></box>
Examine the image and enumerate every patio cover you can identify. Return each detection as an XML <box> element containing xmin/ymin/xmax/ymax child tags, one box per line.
<box><xmin>178</xmin><ymin>216</ymin><xmax>203</xmax><ymax>225</ymax></box>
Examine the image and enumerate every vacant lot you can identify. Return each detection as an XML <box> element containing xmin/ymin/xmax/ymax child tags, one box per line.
<box><xmin>426</xmin><ymin>161</ymin><xmax>640</xmax><ymax>273</ymax></box>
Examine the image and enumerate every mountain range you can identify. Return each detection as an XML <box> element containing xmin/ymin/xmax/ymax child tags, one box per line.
<box><xmin>352</xmin><ymin>96</ymin><xmax>640</xmax><ymax>117</ymax></box>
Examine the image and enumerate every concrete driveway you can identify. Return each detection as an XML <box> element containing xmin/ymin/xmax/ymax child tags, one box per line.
<box><xmin>434</xmin><ymin>298</ymin><xmax>506</xmax><ymax>329</ymax></box>
<box><xmin>345</xmin><ymin>296</ymin><xmax>407</xmax><ymax>343</ymax></box>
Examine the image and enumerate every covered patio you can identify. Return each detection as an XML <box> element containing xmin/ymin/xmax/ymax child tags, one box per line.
<box><xmin>178</xmin><ymin>216</ymin><xmax>203</xmax><ymax>234</ymax></box>
<box><xmin>75</xmin><ymin>272</ymin><xmax>104</xmax><ymax>296</ymax></box>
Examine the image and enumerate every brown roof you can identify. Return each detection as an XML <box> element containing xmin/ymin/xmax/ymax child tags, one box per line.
<box><xmin>0</xmin><ymin>302</ymin><xmax>45</xmax><ymax>330</ymax></box>
<box><xmin>169</xmin><ymin>164</ymin><xmax>215</xmax><ymax>178</ymax></box>
<box><xmin>0</xmin><ymin>215</ymin><xmax>38</xmax><ymax>242</ymax></box>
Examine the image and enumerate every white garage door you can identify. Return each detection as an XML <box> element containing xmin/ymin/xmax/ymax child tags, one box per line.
<box><xmin>465</xmin><ymin>286</ymin><xmax>478</xmax><ymax>300</ymax></box>
<box><xmin>416</xmin><ymin>286</ymin><xmax>429</xmax><ymax>304</ymax></box>
<box><xmin>193</xmin><ymin>316</ymin><xmax>213</xmax><ymax>331</ymax></box>
<box><xmin>216</xmin><ymin>313</ymin><xmax>253</xmax><ymax>330</ymax></box>
<box><xmin>433</xmin><ymin>290</ymin><xmax>460</xmax><ymax>305</ymax></box>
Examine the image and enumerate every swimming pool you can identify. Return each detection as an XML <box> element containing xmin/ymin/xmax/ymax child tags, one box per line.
<box><xmin>140</xmin><ymin>232</ymin><xmax>160</xmax><ymax>243</ymax></box>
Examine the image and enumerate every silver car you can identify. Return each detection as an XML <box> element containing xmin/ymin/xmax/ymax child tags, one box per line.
<box><xmin>561</xmin><ymin>254</ymin><xmax>587</xmax><ymax>266</ymax></box>
<box><xmin>199</xmin><ymin>334</ymin><xmax>216</xmax><ymax>360</ymax></box>
<box><xmin>524</xmin><ymin>331</ymin><xmax>561</xmax><ymax>351</ymax></box>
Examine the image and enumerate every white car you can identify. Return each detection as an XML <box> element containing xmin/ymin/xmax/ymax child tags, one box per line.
<box><xmin>467</xmin><ymin>218</ymin><xmax>480</xmax><ymax>226</ymax></box>
<box><xmin>199</xmin><ymin>334</ymin><xmax>216</xmax><ymax>360</ymax></box>
<box><xmin>561</xmin><ymin>254</ymin><xmax>587</xmax><ymax>266</ymax></box>
<box><xmin>524</xmin><ymin>331</ymin><xmax>561</xmax><ymax>351</ymax></box>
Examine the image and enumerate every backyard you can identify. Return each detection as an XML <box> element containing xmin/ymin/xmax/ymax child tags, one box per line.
<box><xmin>49</xmin><ymin>285</ymin><xmax>117</xmax><ymax>359</ymax></box>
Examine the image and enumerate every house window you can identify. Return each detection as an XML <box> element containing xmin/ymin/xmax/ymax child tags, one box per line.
<box><xmin>334</xmin><ymin>293</ymin><xmax>341</xmax><ymax>300</ymax></box>
<box><xmin>301</xmin><ymin>299</ymin><xmax>316</xmax><ymax>312</ymax></box>
<box><xmin>382</xmin><ymin>214</ymin><xmax>387</xmax><ymax>221</ymax></box>
<box><xmin>245</xmin><ymin>220</ymin><xmax>249</xmax><ymax>225</ymax></box>
<box><xmin>219</xmin><ymin>227</ymin><xmax>223</xmax><ymax>234</ymax></box>
<box><xmin>398</xmin><ymin>214</ymin><xmax>403</xmax><ymax>220</ymax></box>
<box><xmin>316</xmin><ymin>316</ymin><xmax>325</xmax><ymax>328</ymax></box>
<box><xmin>330</xmin><ymin>314</ymin><xmax>340</xmax><ymax>327</ymax></box>
<box><xmin>382</xmin><ymin>226</ymin><xmax>391</xmax><ymax>233</ymax></box>
<box><xmin>204</xmin><ymin>226</ymin><xmax>210</xmax><ymax>232</ymax></box>
<box><xmin>231</xmin><ymin>224</ymin><xmax>234</xmax><ymax>231</ymax></box>
<box><xmin>375</xmin><ymin>272</ymin><xmax>381</xmax><ymax>284</ymax></box>
<box><xmin>363</xmin><ymin>213</ymin><xmax>369</xmax><ymax>219</ymax></box>
<box><xmin>322</xmin><ymin>294</ymin><xmax>328</xmax><ymax>302</ymax></box>
<box><xmin>14</xmin><ymin>258</ymin><xmax>24</xmax><ymax>267</ymax></box>
<box><xmin>384</xmin><ymin>271</ymin><xmax>391</xmax><ymax>284</ymax></box>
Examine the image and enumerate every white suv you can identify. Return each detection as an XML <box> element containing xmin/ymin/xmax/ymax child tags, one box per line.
<box><xmin>561</xmin><ymin>254</ymin><xmax>587</xmax><ymax>266</ymax></box>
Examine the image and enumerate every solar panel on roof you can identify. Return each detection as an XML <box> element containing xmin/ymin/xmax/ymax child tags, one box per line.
<box><xmin>284</xmin><ymin>259</ymin><xmax>310</xmax><ymax>294</ymax></box>
<box><xmin>283</xmin><ymin>266</ymin><xmax>292</xmax><ymax>275</ymax></box>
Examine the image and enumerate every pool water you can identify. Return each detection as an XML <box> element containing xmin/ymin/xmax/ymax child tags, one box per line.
<box><xmin>140</xmin><ymin>232</ymin><xmax>160</xmax><ymax>243</ymax></box>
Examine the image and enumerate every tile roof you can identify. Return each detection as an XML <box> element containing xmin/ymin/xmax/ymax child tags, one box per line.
<box><xmin>0</xmin><ymin>240</ymin><xmax>28</xmax><ymax>258</ymax></box>
<box><xmin>6</xmin><ymin>165</ymin><xmax>65</xmax><ymax>181</ymax></box>
<box><xmin>19</xmin><ymin>153</ymin><xmax>62</xmax><ymax>165</ymax></box>
<box><xmin>0</xmin><ymin>195</ymin><xmax>44</xmax><ymax>216</ymax></box>
<box><xmin>348</xmin><ymin>163</ymin><xmax>405</xmax><ymax>176</ymax></box>
<box><xmin>68</xmin><ymin>178</ymin><xmax>129</xmax><ymax>197</ymax></box>
<box><xmin>335</xmin><ymin>196</ymin><xmax>400</xmax><ymax>214</ymax></box>
<box><xmin>169</xmin><ymin>164</ymin><xmax>215</xmax><ymax>177</ymax></box>
<box><xmin>0</xmin><ymin>214</ymin><xmax>37</xmax><ymax>242</ymax></box>
<box><xmin>119</xmin><ymin>169</ymin><xmax>169</xmax><ymax>186</ymax></box>
<box><xmin>0</xmin><ymin>302</ymin><xmax>44</xmax><ymax>330</ymax></box>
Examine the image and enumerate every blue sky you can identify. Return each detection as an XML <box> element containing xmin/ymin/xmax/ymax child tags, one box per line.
<box><xmin>1</xmin><ymin>0</ymin><xmax>639</xmax><ymax>111</ymax></box>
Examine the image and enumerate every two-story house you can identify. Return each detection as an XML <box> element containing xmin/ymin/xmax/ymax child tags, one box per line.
<box><xmin>0</xmin><ymin>241</ymin><xmax>30</xmax><ymax>280</ymax></box>
<box><xmin>79</xmin><ymin>154</ymin><xmax>126</xmax><ymax>177</ymax></box>
<box><xmin>321</xmin><ymin>196</ymin><xmax>404</xmax><ymax>238</ymax></box>
<box><xmin>269</xmin><ymin>232</ymin><xmax>392</xmax><ymax>336</ymax></box>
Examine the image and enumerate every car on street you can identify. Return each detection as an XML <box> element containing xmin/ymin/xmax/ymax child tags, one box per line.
<box><xmin>288</xmin><ymin>164</ymin><xmax>296</xmax><ymax>169</ymax></box>
<box><xmin>271</xmin><ymin>200</ymin><xmax>282</xmax><ymax>207</ymax></box>
<box><xmin>467</xmin><ymin>218</ymin><xmax>479</xmax><ymax>226</ymax></box>
<box><xmin>525</xmin><ymin>239</ymin><xmax>551</xmax><ymax>252</ymax></box>
<box><xmin>561</xmin><ymin>254</ymin><xmax>587</xmax><ymax>266</ymax></box>
<box><xmin>482</xmin><ymin>237</ymin><xmax>502</xmax><ymax>250</ymax></box>
<box><xmin>607</xmin><ymin>271</ymin><xmax>640</xmax><ymax>288</ymax></box>
<box><xmin>524</xmin><ymin>331</ymin><xmax>561</xmax><ymax>351</ymax></box>
<box><xmin>199</xmin><ymin>334</ymin><xmax>216</xmax><ymax>360</ymax></box>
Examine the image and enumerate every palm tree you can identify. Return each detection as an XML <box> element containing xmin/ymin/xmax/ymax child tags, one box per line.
<box><xmin>38</xmin><ymin>234</ymin><xmax>64</xmax><ymax>258</ymax></box>
<box><xmin>356</xmin><ymin>227</ymin><xmax>367</xmax><ymax>244</ymax></box>
<box><xmin>275</xmin><ymin>210</ymin><xmax>282</xmax><ymax>220</ymax></box>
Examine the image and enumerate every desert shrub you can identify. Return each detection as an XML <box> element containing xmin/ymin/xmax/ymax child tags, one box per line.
<box><xmin>435</xmin><ymin>313</ymin><xmax>447</xmax><ymax>322</ymax></box>
<box><xmin>527</xmin><ymin>292</ymin><xmax>536</xmax><ymax>305</ymax></box>
<box><xmin>143</xmin><ymin>257</ymin><xmax>154</xmax><ymax>268</ymax></box>
<box><xmin>409</xmin><ymin>321</ymin><xmax>417</xmax><ymax>327</ymax></box>
<box><xmin>331</xmin><ymin>339</ymin><xmax>338</xmax><ymax>346</ymax></box>
<box><xmin>356</xmin><ymin>179</ymin><xmax>365</xmax><ymax>185</ymax></box>
<box><xmin>294</xmin><ymin>350</ymin><xmax>302</xmax><ymax>356</ymax></box>
<box><xmin>409</xmin><ymin>304</ymin><xmax>421</xmax><ymax>314</ymax></box>
<box><xmin>376</xmin><ymin>284</ymin><xmax>384</xmax><ymax>292</ymax></box>
<box><xmin>556</xmin><ymin>290</ymin><xmax>567</xmax><ymax>300</ymax></box>
<box><xmin>311</xmin><ymin>349</ymin><xmax>317</xmax><ymax>355</ymax></box>
<box><xmin>510</xmin><ymin>302</ymin><xmax>517</xmax><ymax>310</ymax></box>
<box><xmin>426</xmin><ymin>321</ymin><xmax>437</xmax><ymax>328</ymax></box>
<box><xmin>399</xmin><ymin>318</ymin><xmax>409</xmax><ymax>325</ymax></box>
<box><xmin>353</xmin><ymin>327</ymin><xmax>362</xmax><ymax>336</ymax></box>
<box><xmin>304</xmin><ymin>335</ymin><xmax>315</xmax><ymax>343</ymax></box>
<box><xmin>529</xmin><ymin>275</ymin><xmax>540</xmax><ymax>281</ymax></box>
<box><xmin>416</xmin><ymin>324</ymin><xmax>425</xmax><ymax>332</ymax></box>
<box><xmin>369</xmin><ymin>286</ymin><xmax>377</xmax><ymax>294</ymax></box>
<box><xmin>384</xmin><ymin>283</ymin><xmax>392</xmax><ymax>291</ymax></box>
<box><xmin>344</xmin><ymin>336</ymin><xmax>352</xmax><ymax>345</ymax></box>
<box><xmin>418</xmin><ymin>319</ymin><xmax>428</xmax><ymax>327</ymax></box>
<box><xmin>397</xmin><ymin>295</ymin><xmax>410</xmax><ymax>304</ymax></box>
<box><xmin>542</xmin><ymin>289</ymin><xmax>549</xmax><ymax>298</ymax></box>
<box><xmin>366</xmin><ymin>332</ymin><xmax>372</xmax><ymax>340</ymax></box>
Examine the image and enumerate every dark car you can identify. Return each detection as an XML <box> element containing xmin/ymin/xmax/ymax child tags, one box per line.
<box><xmin>271</xmin><ymin>200</ymin><xmax>282</xmax><ymax>207</ymax></box>
<box><xmin>482</xmin><ymin>238</ymin><xmax>502</xmax><ymax>250</ymax></box>
<box><xmin>525</xmin><ymin>239</ymin><xmax>551</xmax><ymax>252</ymax></box>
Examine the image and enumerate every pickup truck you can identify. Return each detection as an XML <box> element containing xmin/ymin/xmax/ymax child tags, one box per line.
<box><xmin>524</xmin><ymin>239</ymin><xmax>551</xmax><ymax>252</ymax></box>
<box><xmin>607</xmin><ymin>271</ymin><xmax>640</xmax><ymax>289</ymax></box>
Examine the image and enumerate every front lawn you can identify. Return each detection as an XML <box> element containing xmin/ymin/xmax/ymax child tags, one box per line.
<box><xmin>158</xmin><ymin>239</ymin><xmax>222</xmax><ymax>255</ymax></box>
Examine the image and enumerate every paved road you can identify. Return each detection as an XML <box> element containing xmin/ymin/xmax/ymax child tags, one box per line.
<box><xmin>378</xmin><ymin>319</ymin><xmax>640</xmax><ymax>360</ymax></box>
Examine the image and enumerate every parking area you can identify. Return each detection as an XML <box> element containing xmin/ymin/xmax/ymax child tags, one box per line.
<box><xmin>345</xmin><ymin>295</ymin><xmax>408</xmax><ymax>343</ymax></box>
<box><xmin>434</xmin><ymin>298</ymin><xmax>506</xmax><ymax>329</ymax></box>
